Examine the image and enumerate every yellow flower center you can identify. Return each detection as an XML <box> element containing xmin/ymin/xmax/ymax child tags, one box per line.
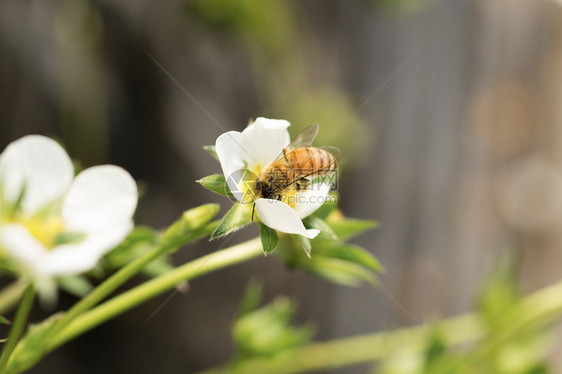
<box><xmin>23</xmin><ymin>216</ymin><xmax>64</xmax><ymax>249</ymax></box>
<box><xmin>244</xmin><ymin>165</ymin><xmax>299</xmax><ymax>207</ymax></box>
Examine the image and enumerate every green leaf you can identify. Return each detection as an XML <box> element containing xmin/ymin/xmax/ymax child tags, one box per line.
<box><xmin>197</xmin><ymin>174</ymin><xmax>234</xmax><ymax>198</ymax></box>
<box><xmin>58</xmin><ymin>276</ymin><xmax>94</xmax><ymax>298</ymax></box>
<box><xmin>292</xmin><ymin>235</ymin><xmax>311</xmax><ymax>258</ymax></box>
<box><xmin>237</xmin><ymin>279</ymin><xmax>263</xmax><ymax>318</ymax></box>
<box><xmin>211</xmin><ymin>203</ymin><xmax>254</xmax><ymax>240</ymax></box>
<box><xmin>0</xmin><ymin>315</ymin><xmax>10</xmax><ymax>325</ymax></box>
<box><xmin>325</xmin><ymin>217</ymin><xmax>378</xmax><ymax>241</ymax></box>
<box><xmin>319</xmin><ymin>244</ymin><xmax>384</xmax><ymax>272</ymax></box>
<box><xmin>302</xmin><ymin>257</ymin><xmax>378</xmax><ymax>287</ymax></box>
<box><xmin>476</xmin><ymin>252</ymin><xmax>519</xmax><ymax>330</ymax></box>
<box><xmin>233</xmin><ymin>296</ymin><xmax>314</xmax><ymax>358</ymax></box>
<box><xmin>423</xmin><ymin>327</ymin><xmax>447</xmax><ymax>366</ymax></box>
<box><xmin>203</xmin><ymin>145</ymin><xmax>219</xmax><ymax>160</ymax></box>
<box><xmin>258</xmin><ymin>222</ymin><xmax>278</xmax><ymax>254</ymax></box>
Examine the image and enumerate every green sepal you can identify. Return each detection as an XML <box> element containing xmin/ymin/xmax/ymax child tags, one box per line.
<box><xmin>58</xmin><ymin>276</ymin><xmax>94</xmax><ymax>298</ymax></box>
<box><xmin>53</xmin><ymin>232</ymin><xmax>86</xmax><ymax>247</ymax></box>
<box><xmin>203</xmin><ymin>145</ymin><xmax>219</xmax><ymax>160</ymax></box>
<box><xmin>197</xmin><ymin>174</ymin><xmax>234</xmax><ymax>198</ymax></box>
<box><xmin>292</xmin><ymin>234</ymin><xmax>311</xmax><ymax>258</ymax></box>
<box><xmin>325</xmin><ymin>217</ymin><xmax>378</xmax><ymax>241</ymax></box>
<box><xmin>211</xmin><ymin>203</ymin><xmax>253</xmax><ymax>240</ymax></box>
<box><xmin>258</xmin><ymin>222</ymin><xmax>278</xmax><ymax>255</ymax></box>
<box><xmin>320</xmin><ymin>244</ymin><xmax>384</xmax><ymax>272</ymax></box>
<box><xmin>300</xmin><ymin>257</ymin><xmax>378</xmax><ymax>287</ymax></box>
<box><xmin>103</xmin><ymin>226</ymin><xmax>159</xmax><ymax>272</ymax></box>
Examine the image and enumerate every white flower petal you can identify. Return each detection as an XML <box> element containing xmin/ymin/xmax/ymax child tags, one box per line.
<box><xmin>292</xmin><ymin>182</ymin><xmax>332</xmax><ymax>219</ymax></box>
<box><xmin>0</xmin><ymin>136</ymin><xmax>73</xmax><ymax>215</ymax></box>
<box><xmin>43</xmin><ymin>222</ymin><xmax>133</xmax><ymax>275</ymax></box>
<box><xmin>62</xmin><ymin>165</ymin><xmax>137</xmax><ymax>233</ymax></box>
<box><xmin>255</xmin><ymin>198</ymin><xmax>320</xmax><ymax>239</ymax></box>
<box><xmin>239</xmin><ymin>117</ymin><xmax>291</xmax><ymax>170</ymax></box>
<box><xmin>216</xmin><ymin>117</ymin><xmax>290</xmax><ymax>179</ymax></box>
<box><xmin>215</xmin><ymin>131</ymin><xmax>246</xmax><ymax>182</ymax></box>
<box><xmin>0</xmin><ymin>224</ymin><xmax>48</xmax><ymax>275</ymax></box>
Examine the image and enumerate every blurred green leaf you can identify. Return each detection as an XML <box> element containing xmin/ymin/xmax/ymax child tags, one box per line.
<box><xmin>476</xmin><ymin>253</ymin><xmax>520</xmax><ymax>331</ymax></box>
<box><xmin>211</xmin><ymin>203</ymin><xmax>253</xmax><ymax>240</ymax></box>
<box><xmin>258</xmin><ymin>222</ymin><xmax>278</xmax><ymax>254</ymax></box>
<box><xmin>292</xmin><ymin>234</ymin><xmax>311</xmax><ymax>258</ymax></box>
<box><xmin>301</xmin><ymin>257</ymin><xmax>377</xmax><ymax>287</ymax></box>
<box><xmin>237</xmin><ymin>279</ymin><xmax>263</xmax><ymax>318</ymax></box>
<box><xmin>197</xmin><ymin>174</ymin><xmax>234</xmax><ymax>198</ymax></box>
<box><xmin>58</xmin><ymin>276</ymin><xmax>93</xmax><ymax>298</ymax></box>
<box><xmin>319</xmin><ymin>244</ymin><xmax>383</xmax><ymax>272</ymax></box>
<box><xmin>325</xmin><ymin>214</ymin><xmax>378</xmax><ymax>241</ymax></box>
<box><xmin>303</xmin><ymin>216</ymin><xmax>337</xmax><ymax>240</ymax></box>
<box><xmin>0</xmin><ymin>315</ymin><xmax>9</xmax><ymax>325</ymax></box>
<box><xmin>233</xmin><ymin>296</ymin><xmax>314</xmax><ymax>359</ymax></box>
<box><xmin>311</xmin><ymin>194</ymin><xmax>338</xmax><ymax>220</ymax></box>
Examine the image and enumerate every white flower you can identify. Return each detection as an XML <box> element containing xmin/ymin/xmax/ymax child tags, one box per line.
<box><xmin>215</xmin><ymin>117</ymin><xmax>332</xmax><ymax>239</ymax></box>
<box><xmin>0</xmin><ymin>135</ymin><xmax>138</xmax><ymax>282</ymax></box>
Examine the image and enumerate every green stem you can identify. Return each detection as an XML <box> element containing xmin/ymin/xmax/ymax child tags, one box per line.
<box><xmin>46</xmin><ymin>220</ymin><xmax>218</xmax><ymax>345</ymax></box>
<box><xmin>200</xmin><ymin>314</ymin><xmax>483</xmax><ymax>374</ymax></box>
<box><xmin>0</xmin><ymin>282</ymin><xmax>27</xmax><ymax>315</ymax></box>
<box><xmin>51</xmin><ymin>237</ymin><xmax>263</xmax><ymax>349</ymax></box>
<box><xmin>0</xmin><ymin>285</ymin><xmax>34</xmax><ymax>373</ymax></box>
<box><xmin>200</xmin><ymin>278</ymin><xmax>562</xmax><ymax>374</ymax></box>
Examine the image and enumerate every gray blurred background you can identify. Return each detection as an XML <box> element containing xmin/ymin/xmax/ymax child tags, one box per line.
<box><xmin>2</xmin><ymin>0</ymin><xmax>562</xmax><ymax>372</ymax></box>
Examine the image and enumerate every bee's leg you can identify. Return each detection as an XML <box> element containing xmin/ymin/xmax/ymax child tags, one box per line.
<box><xmin>251</xmin><ymin>203</ymin><xmax>256</xmax><ymax>221</ymax></box>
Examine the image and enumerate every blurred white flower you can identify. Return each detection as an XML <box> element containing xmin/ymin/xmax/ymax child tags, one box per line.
<box><xmin>0</xmin><ymin>135</ymin><xmax>137</xmax><ymax>285</ymax></box>
<box><xmin>215</xmin><ymin>117</ymin><xmax>330</xmax><ymax>239</ymax></box>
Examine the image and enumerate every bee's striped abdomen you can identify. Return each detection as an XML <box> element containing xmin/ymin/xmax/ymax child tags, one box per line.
<box><xmin>285</xmin><ymin>147</ymin><xmax>337</xmax><ymax>175</ymax></box>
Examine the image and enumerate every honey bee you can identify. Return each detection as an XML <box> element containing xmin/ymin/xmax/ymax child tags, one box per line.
<box><xmin>253</xmin><ymin>124</ymin><xmax>339</xmax><ymax>205</ymax></box>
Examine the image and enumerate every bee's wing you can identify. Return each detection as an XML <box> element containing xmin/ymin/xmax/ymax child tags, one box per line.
<box><xmin>269</xmin><ymin>124</ymin><xmax>320</xmax><ymax>165</ymax></box>
<box><xmin>286</xmin><ymin>124</ymin><xmax>319</xmax><ymax>151</ymax></box>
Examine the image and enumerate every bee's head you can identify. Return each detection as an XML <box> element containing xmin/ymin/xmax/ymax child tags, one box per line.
<box><xmin>255</xmin><ymin>180</ymin><xmax>271</xmax><ymax>199</ymax></box>
<box><xmin>255</xmin><ymin>180</ymin><xmax>264</xmax><ymax>194</ymax></box>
